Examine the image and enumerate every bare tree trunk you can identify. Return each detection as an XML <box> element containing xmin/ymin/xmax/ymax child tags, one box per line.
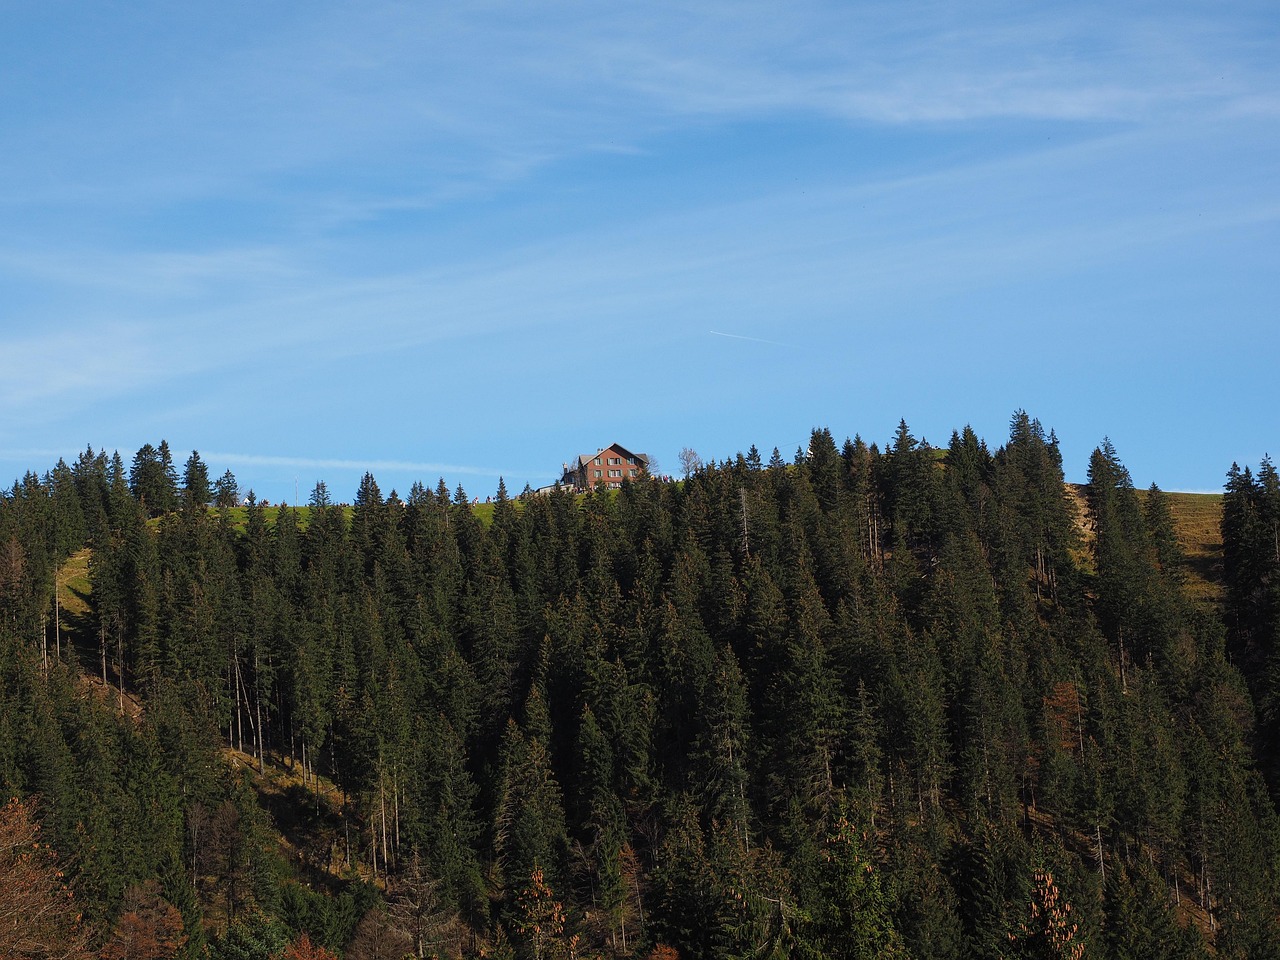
<box><xmin>1119</xmin><ymin>628</ymin><xmax>1128</xmax><ymax>695</ymax></box>
<box><xmin>381</xmin><ymin>775</ymin><xmax>390</xmax><ymax>873</ymax></box>
<box><xmin>254</xmin><ymin>647</ymin><xmax>265</xmax><ymax>771</ymax></box>
<box><xmin>255</xmin><ymin>683</ymin><xmax>265</xmax><ymax>772</ymax></box>
<box><xmin>234</xmin><ymin>649</ymin><xmax>244</xmax><ymax>754</ymax></box>
<box><xmin>983</xmin><ymin>730</ymin><xmax>993</xmax><ymax>808</ymax></box>
<box><xmin>243</xmin><ymin>679</ymin><xmax>257</xmax><ymax>759</ymax></box>
<box><xmin>1206</xmin><ymin>871</ymin><xmax>1215</xmax><ymax>931</ymax></box>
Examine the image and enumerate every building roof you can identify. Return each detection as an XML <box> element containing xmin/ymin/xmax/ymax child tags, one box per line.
<box><xmin>574</xmin><ymin>443</ymin><xmax>649</xmax><ymax>468</ymax></box>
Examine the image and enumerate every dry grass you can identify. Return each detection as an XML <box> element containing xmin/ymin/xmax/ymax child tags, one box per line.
<box><xmin>55</xmin><ymin>547</ymin><xmax>92</xmax><ymax>619</ymax></box>
<box><xmin>1158</xmin><ymin>491</ymin><xmax>1224</xmax><ymax>604</ymax></box>
<box><xmin>223</xmin><ymin>746</ymin><xmax>363</xmax><ymax>886</ymax></box>
<box><xmin>1069</xmin><ymin>485</ymin><xmax>1223</xmax><ymax>604</ymax></box>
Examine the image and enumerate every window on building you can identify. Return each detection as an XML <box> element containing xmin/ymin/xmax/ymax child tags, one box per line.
<box><xmin>594</xmin><ymin>458</ymin><xmax>601</xmax><ymax>466</ymax></box>
<box><xmin>594</xmin><ymin>470</ymin><xmax>602</xmax><ymax>478</ymax></box>
<box><xmin>627</xmin><ymin>456</ymin><xmax>636</xmax><ymax>464</ymax></box>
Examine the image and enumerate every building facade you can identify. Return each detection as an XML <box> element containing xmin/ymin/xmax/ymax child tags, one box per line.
<box><xmin>562</xmin><ymin>443</ymin><xmax>649</xmax><ymax>490</ymax></box>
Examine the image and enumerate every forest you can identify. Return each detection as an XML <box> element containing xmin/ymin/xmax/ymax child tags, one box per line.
<box><xmin>1</xmin><ymin>414</ymin><xmax>1278</xmax><ymax>959</ymax></box>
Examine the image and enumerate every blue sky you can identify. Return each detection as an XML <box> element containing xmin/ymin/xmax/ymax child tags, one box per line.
<box><xmin>2</xmin><ymin>1</ymin><xmax>1277</xmax><ymax>501</ymax></box>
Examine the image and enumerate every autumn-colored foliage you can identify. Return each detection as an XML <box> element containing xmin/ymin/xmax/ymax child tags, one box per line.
<box><xmin>1043</xmin><ymin>681</ymin><xmax>1084</xmax><ymax>754</ymax></box>
<box><xmin>514</xmin><ymin>866</ymin><xmax>568</xmax><ymax>960</ymax></box>
<box><xmin>1012</xmin><ymin>868</ymin><xmax>1085</xmax><ymax>960</ymax></box>
<box><xmin>0</xmin><ymin>797</ymin><xmax>92</xmax><ymax>960</ymax></box>
<box><xmin>345</xmin><ymin>908</ymin><xmax>412</xmax><ymax>960</ymax></box>
<box><xmin>279</xmin><ymin>932</ymin><xmax>338</xmax><ymax>960</ymax></box>
<box><xmin>99</xmin><ymin>880</ymin><xmax>188</xmax><ymax>960</ymax></box>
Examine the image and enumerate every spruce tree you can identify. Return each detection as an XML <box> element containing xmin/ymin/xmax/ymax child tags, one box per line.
<box><xmin>214</xmin><ymin>470</ymin><xmax>240</xmax><ymax>509</ymax></box>
<box><xmin>182</xmin><ymin>450</ymin><xmax>213</xmax><ymax>508</ymax></box>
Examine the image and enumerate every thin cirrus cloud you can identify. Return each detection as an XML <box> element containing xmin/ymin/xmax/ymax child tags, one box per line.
<box><xmin>0</xmin><ymin>1</ymin><xmax>1275</xmax><ymax>494</ymax></box>
<box><xmin>3</xmin><ymin>1</ymin><xmax>1269</xmax><ymax>212</ymax></box>
<box><xmin>201</xmin><ymin>452</ymin><xmax>535</xmax><ymax>481</ymax></box>
<box><xmin>0</xmin><ymin>327</ymin><xmax>168</xmax><ymax>415</ymax></box>
<box><xmin>8</xmin><ymin>106</ymin><xmax>1274</xmax><ymax>406</ymax></box>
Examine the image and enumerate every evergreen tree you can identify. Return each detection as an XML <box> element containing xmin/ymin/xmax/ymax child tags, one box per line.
<box><xmin>157</xmin><ymin>441</ymin><xmax>180</xmax><ymax>513</ymax></box>
<box><xmin>214</xmin><ymin>470</ymin><xmax>240</xmax><ymax>509</ymax></box>
<box><xmin>492</xmin><ymin>720</ymin><xmax>568</xmax><ymax>906</ymax></box>
<box><xmin>799</xmin><ymin>813</ymin><xmax>909</xmax><ymax>959</ymax></box>
<box><xmin>130</xmin><ymin>444</ymin><xmax>166</xmax><ymax>517</ymax></box>
<box><xmin>182</xmin><ymin>450</ymin><xmax>213</xmax><ymax>508</ymax></box>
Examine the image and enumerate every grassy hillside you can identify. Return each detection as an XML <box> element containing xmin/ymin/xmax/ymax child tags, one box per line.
<box><xmin>1161</xmin><ymin>490</ymin><xmax>1224</xmax><ymax>604</ymax></box>
<box><xmin>1068</xmin><ymin>485</ymin><xmax>1223</xmax><ymax>604</ymax></box>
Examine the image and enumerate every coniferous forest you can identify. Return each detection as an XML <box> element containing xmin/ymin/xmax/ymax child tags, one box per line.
<box><xmin>2</xmin><ymin>413</ymin><xmax>1279</xmax><ymax>959</ymax></box>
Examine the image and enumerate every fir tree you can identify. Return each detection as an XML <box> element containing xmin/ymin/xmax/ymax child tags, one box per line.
<box><xmin>182</xmin><ymin>450</ymin><xmax>213</xmax><ymax>508</ymax></box>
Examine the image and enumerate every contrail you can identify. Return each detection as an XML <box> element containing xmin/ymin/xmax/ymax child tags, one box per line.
<box><xmin>709</xmin><ymin>329</ymin><xmax>788</xmax><ymax>347</ymax></box>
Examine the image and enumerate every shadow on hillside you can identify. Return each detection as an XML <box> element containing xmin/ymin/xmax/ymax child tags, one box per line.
<box><xmin>256</xmin><ymin>781</ymin><xmax>350</xmax><ymax>892</ymax></box>
<box><xmin>1184</xmin><ymin>550</ymin><xmax>1224</xmax><ymax>598</ymax></box>
<box><xmin>59</xmin><ymin>584</ymin><xmax>127</xmax><ymax>690</ymax></box>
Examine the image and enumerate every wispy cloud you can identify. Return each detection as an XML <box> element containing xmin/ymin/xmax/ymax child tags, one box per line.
<box><xmin>0</xmin><ymin>245</ymin><xmax>299</xmax><ymax>298</ymax></box>
<box><xmin>3</xmin><ymin>1</ymin><xmax>1273</xmax><ymax>216</ymax></box>
<box><xmin>202</xmin><ymin>451</ymin><xmax>538</xmax><ymax>480</ymax></box>
<box><xmin>0</xmin><ymin>1</ymin><xmax>1274</xmax><ymax>493</ymax></box>
<box><xmin>7</xmin><ymin>105</ymin><xmax>1273</xmax><ymax>416</ymax></box>
<box><xmin>709</xmin><ymin>330</ymin><xmax>790</xmax><ymax>347</ymax></box>
<box><xmin>0</xmin><ymin>326</ymin><xmax>167</xmax><ymax>414</ymax></box>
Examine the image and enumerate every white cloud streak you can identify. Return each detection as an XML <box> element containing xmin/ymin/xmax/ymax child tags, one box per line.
<box><xmin>709</xmin><ymin>330</ymin><xmax>790</xmax><ymax>347</ymax></box>
<box><xmin>2</xmin><ymin>1</ymin><xmax>1273</xmax><ymax>212</ymax></box>
<box><xmin>0</xmin><ymin>0</ymin><xmax>1274</xmax><ymax>496</ymax></box>
<box><xmin>201</xmin><ymin>451</ymin><xmax>538</xmax><ymax>480</ymax></box>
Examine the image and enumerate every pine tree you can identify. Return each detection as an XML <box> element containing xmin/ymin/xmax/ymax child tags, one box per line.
<box><xmin>691</xmin><ymin>646</ymin><xmax>753</xmax><ymax>849</ymax></box>
<box><xmin>650</xmin><ymin>797</ymin><xmax>735</xmax><ymax>960</ymax></box>
<box><xmin>214</xmin><ymin>470</ymin><xmax>240</xmax><ymax>509</ymax></box>
<box><xmin>182</xmin><ymin>451</ymin><xmax>213</xmax><ymax>509</ymax></box>
<box><xmin>157</xmin><ymin>440</ymin><xmax>180</xmax><ymax>514</ymax></box>
<box><xmin>130</xmin><ymin>444</ymin><xmax>166</xmax><ymax>517</ymax></box>
<box><xmin>800</xmin><ymin>813</ymin><xmax>909</xmax><ymax>959</ymax></box>
<box><xmin>493</xmin><ymin>720</ymin><xmax>568</xmax><ymax>905</ymax></box>
<box><xmin>1104</xmin><ymin>860</ymin><xmax>1205</xmax><ymax>960</ymax></box>
<box><xmin>573</xmin><ymin>705</ymin><xmax>627</xmax><ymax>952</ymax></box>
<box><xmin>1087</xmin><ymin>440</ymin><xmax>1157</xmax><ymax>664</ymax></box>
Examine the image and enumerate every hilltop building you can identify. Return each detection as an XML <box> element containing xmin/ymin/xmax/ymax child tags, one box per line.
<box><xmin>562</xmin><ymin>443</ymin><xmax>649</xmax><ymax>490</ymax></box>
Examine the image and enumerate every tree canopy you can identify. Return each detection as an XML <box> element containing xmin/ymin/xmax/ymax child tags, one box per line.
<box><xmin>0</xmin><ymin>424</ymin><xmax>1274</xmax><ymax>958</ymax></box>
